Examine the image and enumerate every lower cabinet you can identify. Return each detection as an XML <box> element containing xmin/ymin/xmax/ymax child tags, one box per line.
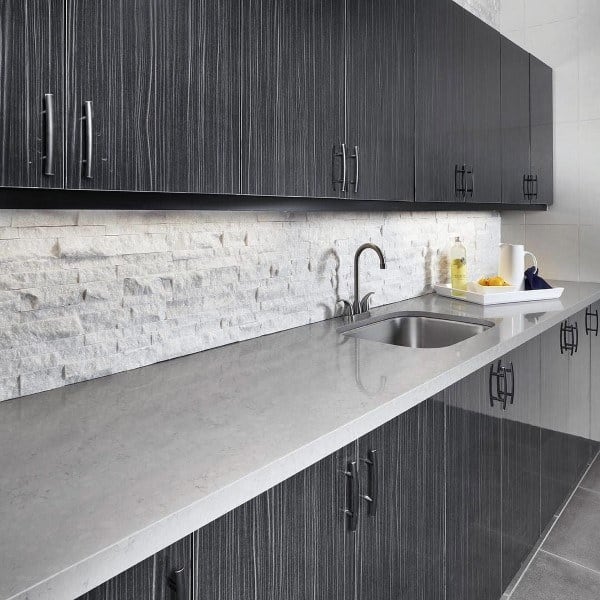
<box><xmin>193</xmin><ymin>442</ymin><xmax>356</xmax><ymax>600</ymax></box>
<box><xmin>540</xmin><ymin>311</ymin><xmax>594</xmax><ymax>526</ymax></box>
<box><xmin>80</xmin><ymin>317</ymin><xmax>599</xmax><ymax>600</ymax></box>
<box><xmin>356</xmin><ymin>397</ymin><xmax>445</xmax><ymax>600</ymax></box>
<box><xmin>76</xmin><ymin>537</ymin><xmax>191</xmax><ymax>600</ymax></box>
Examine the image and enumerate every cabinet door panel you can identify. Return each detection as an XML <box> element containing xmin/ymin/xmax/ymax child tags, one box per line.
<box><xmin>500</xmin><ymin>338</ymin><xmax>541</xmax><ymax>589</ymax></box>
<box><xmin>446</xmin><ymin>368</ymin><xmax>503</xmax><ymax>600</ymax></box>
<box><xmin>501</xmin><ymin>37</ymin><xmax>530</xmax><ymax>204</ymax></box>
<box><xmin>590</xmin><ymin>301</ymin><xmax>600</xmax><ymax>443</ymax></box>
<box><xmin>239</xmin><ymin>0</ymin><xmax>345</xmax><ymax>199</ymax></box>
<box><xmin>76</xmin><ymin>537</ymin><xmax>191</xmax><ymax>600</ymax></box>
<box><xmin>66</xmin><ymin>0</ymin><xmax>156</xmax><ymax>191</ymax></box>
<box><xmin>153</xmin><ymin>1</ymin><xmax>243</xmax><ymax>195</ymax></box>
<box><xmin>463</xmin><ymin>12</ymin><xmax>501</xmax><ymax>204</ymax></box>
<box><xmin>346</xmin><ymin>0</ymin><xmax>414</xmax><ymax>201</ymax></box>
<box><xmin>0</xmin><ymin>0</ymin><xmax>64</xmax><ymax>189</ymax></box>
<box><xmin>530</xmin><ymin>56</ymin><xmax>553</xmax><ymax>206</ymax></box>
<box><xmin>415</xmin><ymin>0</ymin><xmax>465</xmax><ymax>203</ymax></box>
<box><xmin>540</xmin><ymin>321</ymin><xmax>591</xmax><ymax>527</ymax></box>
<box><xmin>357</xmin><ymin>397</ymin><xmax>445</xmax><ymax>600</ymax></box>
<box><xmin>194</xmin><ymin>443</ymin><xmax>356</xmax><ymax>600</ymax></box>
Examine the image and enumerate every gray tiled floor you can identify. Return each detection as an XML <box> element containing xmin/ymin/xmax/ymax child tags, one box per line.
<box><xmin>506</xmin><ymin>454</ymin><xmax>600</xmax><ymax>599</ymax></box>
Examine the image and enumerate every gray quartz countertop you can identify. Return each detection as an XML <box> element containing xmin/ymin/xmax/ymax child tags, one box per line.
<box><xmin>2</xmin><ymin>281</ymin><xmax>600</xmax><ymax>600</ymax></box>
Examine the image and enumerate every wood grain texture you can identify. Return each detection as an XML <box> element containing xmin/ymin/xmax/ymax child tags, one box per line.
<box><xmin>239</xmin><ymin>0</ymin><xmax>345</xmax><ymax>199</ymax></box>
<box><xmin>193</xmin><ymin>443</ymin><xmax>356</xmax><ymax>600</ymax></box>
<box><xmin>76</xmin><ymin>537</ymin><xmax>191</xmax><ymax>600</ymax></box>
<box><xmin>345</xmin><ymin>0</ymin><xmax>415</xmax><ymax>202</ymax></box>
<box><xmin>530</xmin><ymin>56</ymin><xmax>554</xmax><ymax>206</ymax></box>
<box><xmin>500</xmin><ymin>338</ymin><xmax>542</xmax><ymax>589</ymax></box>
<box><xmin>415</xmin><ymin>0</ymin><xmax>465</xmax><ymax>203</ymax></box>
<box><xmin>66</xmin><ymin>0</ymin><xmax>156</xmax><ymax>191</ymax></box>
<box><xmin>0</xmin><ymin>0</ymin><xmax>64</xmax><ymax>189</ymax></box>
<box><xmin>445</xmin><ymin>368</ymin><xmax>503</xmax><ymax>600</ymax></box>
<box><xmin>500</xmin><ymin>37</ymin><xmax>531</xmax><ymax>204</ymax></box>
<box><xmin>463</xmin><ymin>11</ymin><xmax>501</xmax><ymax>204</ymax></box>
<box><xmin>356</xmin><ymin>397</ymin><xmax>445</xmax><ymax>600</ymax></box>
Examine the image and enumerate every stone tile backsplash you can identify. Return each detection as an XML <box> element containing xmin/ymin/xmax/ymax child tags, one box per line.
<box><xmin>0</xmin><ymin>209</ymin><xmax>500</xmax><ymax>400</ymax></box>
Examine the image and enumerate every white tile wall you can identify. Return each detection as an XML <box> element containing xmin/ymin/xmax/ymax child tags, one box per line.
<box><xmin>498</xmin><ymin>0</ymin><xmax>600</xmax><ymax>282</ymax></box>
<box><xmin>0</xmin><ymin>0</ymin><xmax>502</xmax><ymax>402</ymax></box>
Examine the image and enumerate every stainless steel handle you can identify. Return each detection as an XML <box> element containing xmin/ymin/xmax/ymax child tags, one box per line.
<box><xmin>344</xmin><ymin>460</ymin><xmax>360</xmax><ymax>532</ymax></box>
<box><xmin>350</xmin><ymin>145</ymin><xmax>359</xmax><ymax>193</ymax></box>
<box><xmin>83</xmin><ymin>100</ymin><xmax>93</xmax><ymax>179</ymax></box>
<box><xmin>332</xmin><ymin>143</ymin><xmax>348</xmax><ymax>192</ymax></box>
<box><xmin>361</xmin><ymin>449</ymin><xmax>378</xmax><ymax>517</ymax></box>
<box><xmin>341</xmin><ymin>143</ymin><xmax>347</xmax><ymax>192</ymax></box>
<box><xmin>43</xmin><ymin>94</ymin><xmax>55</xmax><ymax>176</ymax></box>
<box><xmin>168</xmin><ymin>566</ymin><xmax>187</xmax><ymax>600</ymax></box>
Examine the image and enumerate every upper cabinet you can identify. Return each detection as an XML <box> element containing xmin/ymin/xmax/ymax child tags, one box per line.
<box><xmin>415</xmin><ymin>0</ymin><xmax>501</xmax><ymax>205</ymax></box>
<box><xmin>501</xmin><ymin>37</ymin><xmax>531</xmax><ymax>204</ymax></box>
<box><xmin>0</xmin><ymin>0</ymin><xmax>554</xmax><ymax>209</ymax></box>
<box><xmin>0</xmin><ymin>0</ymin><xmax>64</xmax><ymax>189</ymax></box>
<box><xmin>530</xmin><ymin>56</ymin><xmax>554</xmax><ymax>206</ymax></box>
<box><xmin>345</xmin><ymin>0</ymin><xmax>415</xmax><ymax>202</ymax></box>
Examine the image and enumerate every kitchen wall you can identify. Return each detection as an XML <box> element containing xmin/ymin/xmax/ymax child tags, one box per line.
<box><xmin>499</xmin><ymin>0</ymin><xmax>600</xmax><ymax>281</ymax></box>
<box><xmin>0</xmin><ymin>0</ymin><xmax>501</xmax><ymax>402</ymax></box>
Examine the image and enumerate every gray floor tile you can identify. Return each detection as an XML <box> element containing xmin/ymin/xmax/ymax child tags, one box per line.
<box><xmin>580</xmin><ymin>456</ymin><xmax>600</xmax><ymax>493</ymax></box>
<box><xmin>542</xmin><ymin>488</ymin><xmax>600</xmax><ymax>573</ymax></box>
<box><xmin>510</xmin><ymin>551</ymin><xmax>600</xmax><ymax>600</ymax></box>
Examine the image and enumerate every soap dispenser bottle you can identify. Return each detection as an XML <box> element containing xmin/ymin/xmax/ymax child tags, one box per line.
<box><xmin>450</xmin><ymin>236</ymin><xmax>468</xmax><ymax>291</ymax></box>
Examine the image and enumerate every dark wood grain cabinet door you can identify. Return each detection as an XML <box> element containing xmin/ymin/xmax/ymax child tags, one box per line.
<box><xmin>415</xmin><ymin>0</ymin><xmax>465</xmax><ymax>203</ymax></box>
<box><xmin>239</xmin><ymin>0</ymin><xmax>345</xmax><ymax>199</ymax></box>
<box><xmin>0</xmin><ymin>0</ymin><xmax>64</xmax><ymax>189</ymax></box>
<box><xmin>345</xmin><ymin>0</ymin><xmax>415</xmax><ymax>202</ymax></box>
<box><xmin>463</xmin><ymin>11</ymin><xmax>501</xmax><ymax>204</ymax></box>
<box><xmin>356</xmin><ymin>397</ymin><xmax>445</xmax><ymax>600</ymax></box>
<box><xmin>194</xmin><ymin>443</ymin><xmax>356</xmax><ymax>600</ymax></box>
<box><xmin>501</xmin><ymin>38</ymin><xmax>531</xmax><ymax>204</ymax></box>
<box><xmin>540</xmin><ymin>315</ymin><xmax>592</xmax><ymax>526</ymax></box>
<box><xmin>499</xmin><ymin>338</ymin><xmax>542</xmax><ymax>589</ymax></box>
<box><xmin>76</xmin><ymin>537</ymin><xmax>191</xmax><ymax>600</ymax></box>
<box><xmin>530</xmin><ymin>56</ymin><xmax>554</xmax><ymax>206</ymax></box>
<box><xmin>445</xmin><ymin>368</ymin><xmax>503</xmax><ymax>600</ymax></box>
<box><xmin>66</xmin><ymin>0</ymin><xmax>157</xmax><ymax>191</ymax></box>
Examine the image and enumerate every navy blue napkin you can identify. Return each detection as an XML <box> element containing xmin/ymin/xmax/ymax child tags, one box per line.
<box><xmin>524</xmin><ymin>266</ymin><xmax>552</xmax><ymax>290</ymax></box>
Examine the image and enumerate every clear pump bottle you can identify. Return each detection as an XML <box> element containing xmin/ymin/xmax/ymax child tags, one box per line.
<box><xmin>450</xmin><ymin>236</ymin><xmax>468</xmax><ymax>291</ymax></box>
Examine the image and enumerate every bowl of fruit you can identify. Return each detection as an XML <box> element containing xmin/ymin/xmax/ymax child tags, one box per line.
<box><xmin>467</xmin><ymin>276</ymin><xmax>517</xmax><ymax>294</ymax></box>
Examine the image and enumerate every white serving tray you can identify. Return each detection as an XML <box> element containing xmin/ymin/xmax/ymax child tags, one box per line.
<box><xmin>434</xmin><ymin>283</ymin><xmax>564</xmax><ymax>306</ymax></box>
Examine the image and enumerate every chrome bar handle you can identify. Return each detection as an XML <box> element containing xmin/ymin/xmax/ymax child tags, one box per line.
<box><xmin>83</xmin><ymin>100</ymin><xmax>93</xmax><ymax>179</ymax></box>
<box><xmin>43</xmin><ymin>94</ymin><xmax>55</xmax><ymax>176</ymax></box>
<box><xmin>168</xmin><ymin>566</ymin><xmax>188</xmax><ymax>600</ymax></box>
<box><xmin>361</xmin><ymin>449</ymin><xmax>378</xmax><ymax>517</ymax></box>
<box><xmin>344</xmin><ymin>460</ymin><xmax>360</xmax><ymax>532</ymax></box>
<box><xmin>350</xmin><ymin>145</ymin><xmax>359</xmax><ymax>193</ymax></box>
<box><xmin>341</xmin><ymin>143</ymin><xmax>347</xmax><ymax>192</ymax></box>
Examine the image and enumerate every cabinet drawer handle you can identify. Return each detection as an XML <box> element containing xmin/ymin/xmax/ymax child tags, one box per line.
<box><xmin>83</xmin><ymin>100</ymin><xmax>93</xmax><ymax>179</ymax></box>
<box><xmin>586</xmin><ymin>307</ymin><xmax>599</xmax><ymax>336</ymax></box>
<box><xmin>455</xmin><ymin>164</ymin><xmax>466</xmax><ymax>199</ymax></box>
<box><xmin>361</xmin><ymin>449</ymin><xmax>377</xmax><ymax>517</ymax></box>
<box><xmin>465</xmin><ymin>166</ymin><xmax>474</xmax><ymax>198</ymax></box>
<box><xmin>332</xmin><ymin>143</ymin><xmax>347</xmax><ymax>192</ymax></box>
<box><xmin>561</xmin><ymin>320</ymin><xmax>578</xmax><ymax>355</ymax></box>
<box><xmin>344</xmin><ymin>460</ymin><xmax>360</xmax><ymax>532</ymax></box>
<box><xmin>43</xmin><ymin>93</ymin><xmax>55</xmax><ymax>176</ymax></box>
<box><xmin>350</xmin><ymin>145</ymin><xmax>359</xmax><ymax>193</ymax></box>
<box><xmin>168</xmin><ymin>566</ymin><xmax>188</xmax><ymax>600</ymax></box>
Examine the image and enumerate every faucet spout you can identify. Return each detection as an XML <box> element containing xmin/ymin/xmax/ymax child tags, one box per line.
<box><xmin>353</xmin><ymin>243</ymin><xmax>386</xmax><ymax>314</ymax></box>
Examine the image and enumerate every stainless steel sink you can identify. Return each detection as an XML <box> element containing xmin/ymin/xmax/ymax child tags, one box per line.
<box><xmin>339</xmin><ymin>311</ymin><xmax>494</xmax><ymax>349</ymax></box>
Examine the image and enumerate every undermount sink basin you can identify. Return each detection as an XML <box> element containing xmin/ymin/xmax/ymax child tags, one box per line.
<box><xmin>340</xmin><ymin>311</ymin><xmax>494</xmax><ymax>349</ymax></box>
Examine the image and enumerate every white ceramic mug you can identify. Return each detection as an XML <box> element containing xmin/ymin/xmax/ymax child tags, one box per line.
<box><xmin>498</xmin><ymin>243</ymin><xmax>538</xmax><ymax>290</ymax></box>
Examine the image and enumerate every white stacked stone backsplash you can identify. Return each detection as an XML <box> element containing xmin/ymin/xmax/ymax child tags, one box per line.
<box><xmin>0</xmin><ymin>209</ymin><xmax>500</xmax><ymax>401</ymax></box>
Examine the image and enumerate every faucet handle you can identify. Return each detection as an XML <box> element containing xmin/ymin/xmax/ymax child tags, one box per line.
<box><xmin>359</xmin><ymin>292</ymin><xmax>375</xmax><ymax>313</ymax></box>
<box><xmin>338</xmin><ymin>300</ymin><xmax>355</xmax><ymax>320</ymax></box>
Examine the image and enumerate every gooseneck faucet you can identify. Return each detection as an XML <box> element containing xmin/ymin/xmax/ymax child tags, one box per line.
<box><xmin>352</xmin><ymin>243</ymin><xmax>386</xmax><ymax>315</ymax></box>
